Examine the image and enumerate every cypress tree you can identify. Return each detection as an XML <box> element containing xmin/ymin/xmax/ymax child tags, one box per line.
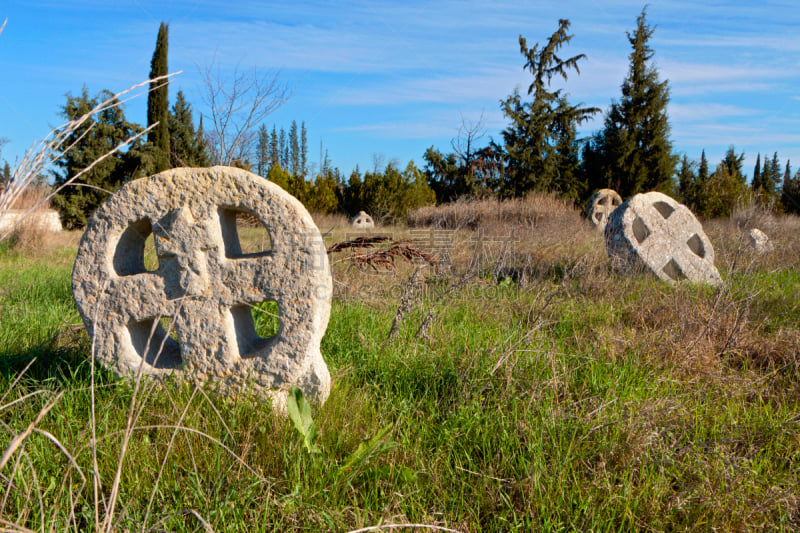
<box><xmin>751</xmin><ymin>153</ymin><xmax>762</xmax><ymax>192</ymax></box>
<box><xmin>147</xmin><ymin>22</ymin><xmax>170</xmax><ymax>172</ymax></box>
<box><xmin>590</xmin><ymin>8</ymin><xmax>677</xmax><ymax>197</ymax></box>
<box><xmin>289</xmin><ymin>120</ymin><xmax>299</xmax><ymax>176</ymax></box>
<box><xmin>300</xmin><ymin>121</ymin><xmax>308</xmax><ymax>177</ymax></box>
<box><xmin>269</xmin><ymin>126</ymin><xmax>280</xmax><ymax>170</ymax></box>
<box><xmin>256</xmin><ymin>124</ymin><xmax>269</xmax><ymax>176</ymax></box>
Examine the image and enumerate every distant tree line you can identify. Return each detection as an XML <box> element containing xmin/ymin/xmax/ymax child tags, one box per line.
<box><xmin>32</xmin><ymin>10</ymin><xmax>800</xmax><ymax>228</ymax></box>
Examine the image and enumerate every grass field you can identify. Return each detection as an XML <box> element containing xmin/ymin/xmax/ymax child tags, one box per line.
<box><xmin>1</xmin><ymin>198</ymin><xmax>799</xmax><ymax>532</ymax></box>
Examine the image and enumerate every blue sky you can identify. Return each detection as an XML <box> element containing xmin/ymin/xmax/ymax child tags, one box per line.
<box><xmin>1</xmin><ymin>1</ymin><xmax>798</xmax><ymax>182</ymax></box>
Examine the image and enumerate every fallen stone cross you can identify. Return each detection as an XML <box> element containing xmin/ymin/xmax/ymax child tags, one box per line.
<box><xmin>604</xmin><ymin>191</ymin><xmax>722</xmax><ymax>285</ymax></box>
<box><xmin>72</xmin><ymin>166</ymin><xmax>332</xmax><ymax>407</ymax></box>
<box><xmin>585</xmin><ymin>188</ymin><xmax>622</xmax><ymax>230</ymax></box>
<box><xmin>350</xmin><ymin>210</ymin><xmax>375</xmax><ymax>229</ymax></box>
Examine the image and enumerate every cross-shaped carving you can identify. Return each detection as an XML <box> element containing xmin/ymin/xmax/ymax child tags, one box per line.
<box><xmin>605</xmin><ymin>192</ymin><xmax>721</xmax><ymax>285</ymax></box>
<box><xmin>72</xmin><ymin>167</ymin><xmax>332</xmax><ymax>406</ymax></box>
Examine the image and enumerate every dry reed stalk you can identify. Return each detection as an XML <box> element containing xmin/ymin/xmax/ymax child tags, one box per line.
<box><xmin>0</xmin><ymin>72</ymin><xmax>180</xmax><ymax>242</ymax></box>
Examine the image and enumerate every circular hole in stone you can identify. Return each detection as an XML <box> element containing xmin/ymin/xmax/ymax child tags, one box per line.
<box><xmin>230</xmin><ymin>301</ymin><xmax>280</xmax><ymax>358</ymax></box>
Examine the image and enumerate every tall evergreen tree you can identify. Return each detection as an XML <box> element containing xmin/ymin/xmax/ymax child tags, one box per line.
<box><xmin>698</xmin><ymin>150</ymin><xmax>708</xmax><ymax>184</ymax></box>
<box><xmin>168</xmin><ymin>90</ymin><xmax>210</xmax><ymax>168</ymax></box>
<box><xmin>279</xmin><ymin>128</ymin><xmax>288</xmax><ymax>169</ymax></box>
<box><xmin>289</xmin><ymin>120</ymin><xmax>299</xmax><ymax>176</ymax></box>
<box><xmin>751</xmin><ymin>153</ymin><xmax>762</xmax><ymax>191</ymax></box>
<box><xmin>146</xmin><ymin>22</ymin><xmax>170</xmax><ymax>173</ymax></box>
<box><xmin>52</xmin><ymin>88</ymin><xmax>143</xmax><ymax>228</ymax></box>
<box><xmin>500</xmin><ymin>19</ymin><xmax>598</xmax><ymax>198</ymax></box>
<box><xmin>256</xmin><ymin>124</ymin><xmax>270</xmax><ymax>176</ymax></box>
<box><xmin>300</xmin><ymin>121</ymin><xmax>308</xmax><ymax>177</ymax></box>
<box><xmin>765</xmin><ymin>152</ymin><xmax>781</xmax><ymax>196</ymax></box>
<box><xmin>269</xmin><ymin>126</ymin><xmax>280</xmax><ymax>170</ymax></box>
<box><xmin>587</xmin><ymin>8</ymin><xmax>676</xmax><ymax>197</ymax></box>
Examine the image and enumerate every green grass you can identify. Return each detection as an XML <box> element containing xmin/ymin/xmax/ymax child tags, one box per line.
<box><xmin>0</xmin><ymin>234</ymin><xmax>799</xmax><ymax>532</ymax></box>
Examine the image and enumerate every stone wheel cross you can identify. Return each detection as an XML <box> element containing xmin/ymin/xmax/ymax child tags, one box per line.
<box><xmin>604</xmin><ymin>191</ymin><xmax>722</xmax><ymax>285</ymax></box>
<box><xmin>72</xmin><ymin>167</ymin><xmax>332</xmax><ymax>406</ymax></box>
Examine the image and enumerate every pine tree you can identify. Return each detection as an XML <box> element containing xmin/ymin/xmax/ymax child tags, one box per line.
<box><xmin>588</xmin><ymin>8</ymin><xmax>676</xmax><ymax>197</ymax></box>
<box><xmin>52</xmin><ymin>88</ymin><xmax>142</xmax><ymax>228</ymax></box>
<box><xmin>500</xmin><ymin>19</ymin><xmax>598</xmax><ymax>198</ymax></box>
<box><xmin>168</xmin><ymin>90</ymin><xmax>210</xmax><ymax>168</ymax></box>
<box><xmin>147</xmin><ymin>22</ymin><xmax>170</xmax><ymax>173</ymax></box>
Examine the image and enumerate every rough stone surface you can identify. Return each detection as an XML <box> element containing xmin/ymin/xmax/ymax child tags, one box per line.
<box><xmin>604</xmin><ymin>191</ymin><xmax>722</xmax><ymax>285</ymax></box>
<box><xmin>72</xmin><ymin>166</ymin><xmax>332</xmax><ymax>408</ymax></box>
<box><xmin>350</xmin><ymin>211</ymin><xmax>374</xmax><ymax>229</ymax></box>
<box><xmin>0</xmin><ymin>209</ymin><xmax>62</xmax><ymax>234</ymax></box>
<box><xmin>747</xmin><ymin>228</ymin><xmax>774</xmax><ymax>253</ymax></box>
<box><xmin>585</xmin><ymin>189</ymin><xmax>622</xmax><ymax>230</ymax></box>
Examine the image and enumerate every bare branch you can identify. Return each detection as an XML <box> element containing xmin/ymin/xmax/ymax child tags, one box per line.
<box><xmin>197</xmin><ymin>55</ymin><xmax>293</xmax><ymax>166</ymax></box>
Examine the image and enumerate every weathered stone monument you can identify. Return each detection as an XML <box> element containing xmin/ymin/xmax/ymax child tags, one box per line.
<box><xmin>585</xmin><ymin>188</ymin><xmax>622</xmax><ymax>230</ymax></box>
<box><xmin>72</xmin><ymin>167</ymin><xmax>332</xmax><ymax>407</ymax></box>
<box><xmin>350</xmin><ymin>210</ymin><xmax>375</xmax><ymax>229</ymax></box>
<box><xmin>747</xmin><ymin>228</ymin><xmax>774</xmax><ymax>253</ymax></box>
<box><xmin>604</xmin><ymin>191</ymin><xmax>722</xmax><ymax>285</ymax></box>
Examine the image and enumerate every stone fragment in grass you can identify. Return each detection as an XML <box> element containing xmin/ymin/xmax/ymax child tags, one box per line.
<box><xmin>585</xmin><ymin>188</ymin><xmax>622</xmax><ymax>230</ymax></box>
<box><xmin>604</xmin><ymin>191</ymin><xmax>722</xmax><ymax>286</ymax></box>
<box><xmin>747</xmin><ymin>228</ymin><xmax>774</xmax><ymax>254</ymax></box>
<box><xmin>350</xmin><ymin>210</ymin><xmax>375</xmax><ymax>229</ymax></box>
<box><xmin>72</xmin><ymin>166</ymin><xmax>332</xmax><ymax>408</ymax></box>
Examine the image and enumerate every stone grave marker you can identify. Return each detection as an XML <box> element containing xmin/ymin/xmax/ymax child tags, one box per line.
<box><xmin>747</xmin><ymin>228</ymin><xmax>774</xmax><ymax>253</ymax></box>
<box><xmin>72</xmin><ymin>166</ymin><xmax>332</xmax><ymax>407</ymax></box>
<box><xmin>350</xmin><ymin>210</ymin><xmax>374</xmax><ymax>229</ymax></box>
<box><xmin>585</xmin><ymin>188</ymin><xmax>622</xmax><ymax>230</ymax></box>
<box><xmin>604</xmin><ymin>191</ymin><xmax>722</xmax><ymax>285</ymax></box>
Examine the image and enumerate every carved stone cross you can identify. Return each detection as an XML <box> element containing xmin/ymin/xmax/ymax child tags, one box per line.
<box><xmin>72</xmin><ymin>167</ymin><xmax>332</xmax><ymax>407</ymax></box>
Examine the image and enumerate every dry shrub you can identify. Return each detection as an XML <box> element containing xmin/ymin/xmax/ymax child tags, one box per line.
<box><xmin>407</xmin><ymin>192</ymin><xmax>577</xmax><ymax>230</ymax></box>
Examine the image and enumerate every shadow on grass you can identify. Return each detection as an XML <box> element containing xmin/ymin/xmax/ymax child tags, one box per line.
<box><xmin>0</xmin><ymin>327</ymin><xmax>113</xmax><ymax>386</ymax></box>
